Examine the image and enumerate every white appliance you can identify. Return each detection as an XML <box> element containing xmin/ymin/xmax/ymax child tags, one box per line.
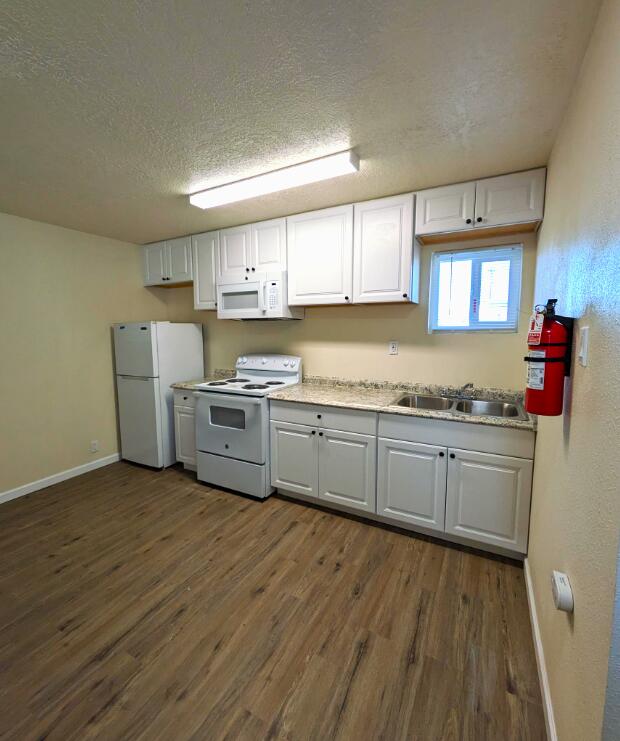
<box><xmin>113</xmin><ymin>322</ymin><xmax>204</xmax><ymax>468</ymax></box>
<box><xmin>194</xmin><ymin>354</ymin><xmax>302</xmax><ymax>498</ymax></box>
<box><xmin>216</xmin><ymin>271</ymin><xmax>304</xmax><ymax>320</ymax></box>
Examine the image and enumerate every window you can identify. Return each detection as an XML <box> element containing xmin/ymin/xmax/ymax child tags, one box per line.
<box><xmin>429</xmin><ymin>245</ymin><xmax>522</xmax><ymax>332</ymax></box>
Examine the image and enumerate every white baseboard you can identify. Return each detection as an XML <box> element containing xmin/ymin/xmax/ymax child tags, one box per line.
<box><xmin>0</xmin><ymin>453</ymin><xmax>121</xmax><ymax>506</ymax></box>
<box><xmin>524</xmin><ymin>557</ymin><xmax>557</xmax><ymax>741</ymax></box>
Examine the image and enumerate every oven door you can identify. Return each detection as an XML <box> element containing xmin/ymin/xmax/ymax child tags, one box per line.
<box><xmin>216</xmin><ymin>279</ymin><xmax>266</xmax><ymax>320</ymax></box>
<box><xmin>195</xmin><ymin>392</ymin><xmax>267</xmax><ymax>464</ymax></box>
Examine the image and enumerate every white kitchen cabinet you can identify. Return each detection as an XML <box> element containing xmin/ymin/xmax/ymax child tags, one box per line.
<box><xmin>251</xmin><ymin>218</ymin><xmax>287</xmax><ymax>273</ymax></box>
<box><xmin>415</xmin><ymin>182</ymin><xmax>476</xmax><ymax>237</ymax></box>
<box><xmin>192</xmin><ymin>231</ymin><xmax>218</xmax><ymax>310</ymax></box>
<box><xmin>415</xmin><ymin>168</ymin><xmax>546</xmax><ymax>241</ymax></box>
<box><xmin>474</xmin><ymin>168</ymin><xmax>546</xmax><ymax>228</ymax></box>
<box><xmin>270</xmin><ymin>420</ymin><xmax>319</xmax><ymax>498</ymax></box>
<box><xmin>167</xmin><ymin>237</ymin><xmax>193</xmax><ymax>283</ymax></box>
<box><xmin>318</xmin><ymin>429</ymin><xmax>376</xmax><ymax>513</ymax></box>
<box><xmin>217</xmin><ymin>224</ymin><xmax>252</xmax><ymax>283</ymax></box>
<box><xmin>174</xmin><ymin>404</ymin><xmax>197</xmax><ymax>468</ymax></box>
<box><xmin>353</xmin><ymin>194</ymin><xmax>419</xmax><ymax>304</ymax></box>
<box><xmin>143</xmin><ymin>242</ymin><xmax>167</xmax><ymax>285</ymax></box>
<box><xmin>444</xmin><ymin>448</ymin><xmax>533</xmax><ymax>552</ymax></box>
<box><xmin>143</xmin><ymin>238</ymin><xmax>193</xmax><ymax>285</ymax></box>
<box><xmin>286</xmin><ymin>204</ymin><xmax>354</xmax><ymax>305</ymax></box>
<box><xmin>377</xmin><ymin>438</ymin><xmax>447</xmax><ymax>532</ymax></box>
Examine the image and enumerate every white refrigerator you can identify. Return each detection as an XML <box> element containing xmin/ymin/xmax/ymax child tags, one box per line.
<box><xmin>113</xmin><ymin>321</ymin><xmax>203</xmax><ymax>468</ymax></box>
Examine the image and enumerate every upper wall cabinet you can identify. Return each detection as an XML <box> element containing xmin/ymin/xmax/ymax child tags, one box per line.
<box><xmin>192</xmin><ymin>231</ymin><xmax>218</xmax><ymax>310</ymax></box>
<box><xmin>287</xmin><ymin>204</ymin><xmax>354</xmax><ymax>306</ymax></box>
<box><xmin>415</xmin><ymin>168</ymin><xmax>546</xmax><ymax>243</ymax></box>
<box><xmin>415</xmin><ymin>182</ymin><xmax>476</xmax><ymax>238</ymax></box>
<box><xmin>352</xmin><ymin>193</ymin><xmax>419</xmax><ymax>304</ymax></box>
<box><xmin>218</xmin><ymin>218</ymin><xmax>287</xmax><ymax>283</ymax></box>
<box><xmin>143</xmin><ymin>237</ymin><xmax>193</xmax><ymax>285</ymax></box>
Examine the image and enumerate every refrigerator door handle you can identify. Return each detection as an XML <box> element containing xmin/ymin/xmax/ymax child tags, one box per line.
<box><xmin>119</xmin><ymin>375</ymin><xmax>152</xmax><ymax>381</ymax></box>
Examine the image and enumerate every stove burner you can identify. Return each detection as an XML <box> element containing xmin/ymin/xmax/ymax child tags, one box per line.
<box><xmin>229</xmin><ymin>378</ymin><xmax>250</xmax><ymax>382</ymax></box>
<box><xmin>266</xmin><ymin>381</ymin><xmax>285</xmax><ymax>385</ymax></box>
<box><xmin>208</xmin><ymin>381</ymin><xmax>229</xmax><ymax>386</ymax></box>
<box><xmin>242</xmin><ymin>384</ymin><xmax>269</xmax><ymax>390</ymax></box>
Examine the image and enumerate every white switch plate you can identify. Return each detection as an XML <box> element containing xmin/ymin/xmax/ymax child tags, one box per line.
<box><xmin>578</xmin><ymin>326</ymin><xmax>589</xmax><ymax>366</ymax></box>
<box><xmin>388</xmin><ymin>340</ymin><xmax>399</xmax><ymax>355</ymax></box>
<box><xmin>90</xmin><ymin>440</ymin><xmax>99</xmax><ymax>453</ymax></box>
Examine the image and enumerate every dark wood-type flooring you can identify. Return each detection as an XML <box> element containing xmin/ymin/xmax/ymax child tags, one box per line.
<box><xmin>0</xmin><ymin>462</ymin><xmax>545</xmax><ymax>740</ymax></box>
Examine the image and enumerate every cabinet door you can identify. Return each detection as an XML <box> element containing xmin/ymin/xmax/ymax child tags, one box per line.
<box><xmin>474</xmin><ymin>168</ymin><xmax>546</xmax><ymax>228</ymax></box>
<box><xmin>174</xmin><ymin>405</ymin><xmax>196</xmax><ymax>467</ymax></box>
<box><xmin>415</xmin><ymin>182</ymin><xmax>476</xmax><ymax>236</ymax></box>
<box><xmin>251</xmin><ymin>218</ymin><xmax>286</xmax><ymax>272</ymax></box>
<box><xmin>377</xmin><ymin>438</ymin><xmax>447</xmax><ymax>531</ymax></box>
<box><xmin>286</xmin><ymin>205</ymin><xmax>353</xmax><ymax>305</ymax></box>
<box><xmin>318</xmin><ymin>429</ymin><xmax>376</xmax><ymax>513</ymax></box>
<box><xmin>445</xmin><ymin>448</ymin><xmax>533</xmax><ymax>553</ymax></box>
<box><xmin>143</xmin><ymin>242</ymin><xmax>167</xmax><ymax>285</ymax></box>
<box><xmin>218</xmin><ymin>224</ymin><xmax>252</xmax><ymax>282</ymax></box>
<box><xmin>353</xmin><ymin>194</ymin><xmax>415</xmax><ymax>303</ymax></box>
<box><xmin>192</xmin><ymin>231</ymin><xmax>218</xmax><ymax>310</ymax></box>
<box><xmin>270</xmin><ymin>420</ymin><xmax>318</xmax><ymax>497</ymax></box>
<box><xmin>167</xmin><ymin>236</ymin><xmax>193</xmax><ymax>283</ymax></box>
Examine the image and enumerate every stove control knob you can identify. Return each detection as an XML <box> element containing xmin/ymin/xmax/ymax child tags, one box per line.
<box><xmin>283</xmin><ymin>360</ymin><xmax>289</xmax><ymax>367</ymax></box>
<box><xmin>290</xmin><ymin>360</ymin><xmax>296</xmax><ymax>368</ymax></box>
<box><xmin>239</xmin><ymin>356</ymin><xmax>247</xmax><ymax>364</ymax></box>
<box><xmin>261</xmin><ymin>357</ymin><xmax>268</xmax><ymax>365</ymax></box>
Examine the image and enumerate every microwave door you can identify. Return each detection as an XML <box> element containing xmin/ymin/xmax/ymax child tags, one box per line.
<box><xmin>217</xmin><ymin>280</ymin><xmax>265</xmax><ymax>320</ymax></box>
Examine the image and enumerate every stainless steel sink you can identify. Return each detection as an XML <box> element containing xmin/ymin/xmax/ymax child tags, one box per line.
<box><xmin>454</xmin><ymin>399</ymin><xmax>524</xmax><ymax>418</ymax></box>
<box><xmin>394</xmin><ymin>394</ymin><xmax>453</xmax><ymax>410</ymax></box>
<box><xmin>391</xmin><ymin>392</ymin><xmax>528</xmax><ymax>420</ymax></box>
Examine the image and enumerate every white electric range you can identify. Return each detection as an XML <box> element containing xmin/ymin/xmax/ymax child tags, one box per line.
<box><xmin>194</xmin><ymin>355</ymin><xmax>302</xmax><ymax>498</ymax></box>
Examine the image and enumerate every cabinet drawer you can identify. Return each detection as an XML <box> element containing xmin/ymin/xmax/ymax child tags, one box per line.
<box><xmin>270</xmin><ymin>401</ymin><xmax>376</xmax><ymax>435</ymax></box>
<box><xmin>174</xmin><ymin>389</ymin><xmax>196</xmax><ymax>409</ymax></box>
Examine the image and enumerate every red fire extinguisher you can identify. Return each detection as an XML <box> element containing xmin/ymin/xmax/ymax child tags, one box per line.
<box><xmin>524</xmin><ymin>299</ymin><xmax>573</xmax><ymax>416</ymax></box>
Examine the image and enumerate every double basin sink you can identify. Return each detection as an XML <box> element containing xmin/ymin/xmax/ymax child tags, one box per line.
<box><xmin>392</xmin><ymin>393</ymin><xmax>528</xmax><ymax>421</ymax></box>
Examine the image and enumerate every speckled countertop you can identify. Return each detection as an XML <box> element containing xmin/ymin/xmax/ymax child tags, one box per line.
<box><xmin>173</xmin><ymin>372</ymin><xmax>536</xmax><ymax>431</ymax></box>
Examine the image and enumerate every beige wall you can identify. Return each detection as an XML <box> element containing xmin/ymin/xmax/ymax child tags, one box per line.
<box><xmin>165</xmin><ymin>232</ymin><xmax>536</xmax><ymax>389</ymax></box>
<box><xmin>526</xmin><ymin>1</ymin><xmax>620</xmax><ymax>739</ymax></box>
<box><xmin>0</xmin><ymin>212</ymin><xmax>169</xmax><ymax>493</ymax></box>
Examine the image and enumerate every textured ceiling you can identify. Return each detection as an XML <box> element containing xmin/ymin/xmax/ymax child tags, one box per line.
<box><xmin>0</xmin><ymin>0</ymin><xmax>600</xmax><ymax>244</ymax></box>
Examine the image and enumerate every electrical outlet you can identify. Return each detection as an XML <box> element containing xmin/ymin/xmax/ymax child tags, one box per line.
<box><xmin>388</xmin><ymin>340</ymin><xmax>399</xmax><ymax>356</ymax></box>
<box><xmin>89</xmin><ymin>440</ymin><xmax>99</xmax><ymax>453</ymax></box>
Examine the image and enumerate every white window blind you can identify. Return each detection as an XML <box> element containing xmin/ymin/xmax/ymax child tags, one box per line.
<box><xmin>429</xmin><ymin>245</ymin><xmax>523</xmax><ymax>332</ymax></box>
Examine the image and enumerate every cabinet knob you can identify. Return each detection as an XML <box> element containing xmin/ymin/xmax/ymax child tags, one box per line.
<box><xmin>465</xmin><ymin>218</ymin><xmax>472</xmax><ymax>224</ymax></box>
<box><xmin>251</xmin><ymin>267</ymin><xmax>255</xmax><ymax>271</ymax></box>
<box><xmin>402</xmin><ymin>293</ymin><xmax>407</xmax><ymax>298</ymax></box>
<box><xmin>183</xmin><ymin>396</ymin><xmax>188</xmax><ymax>401</ymax></box>
<box><xmin>345</xmin><ymin>296</ymin><xmax>349</xmax><ymax>301</ymax></box>
<box><xmin>317</xmin><ymin>414</ymin><xmax>322</xmax><ymax>419</ymax></box>
<box><xmin>449</xmin><ymin>453</ymin><xmax>455</xmax><ymax>459</ymax></box>
<box><xmin>311</xmin><ymin>430</ymin><xmax>316</xmax><ymax>435</ymax></box>
<box><xmin>439</xmin><ymin>451</ymin><xmax>445</xmax><ymax>457</ymax></box>
<box><xmin>245</xmin><ymin>267</ymin><xmax>250</xmax><ymax>272</ymax></box>
<box><xmin>476</xmin><ymin>217</ymin><xmax>483</xmax><ymax>223</ymax></box>
<box><xmin>319</xmin><ymin>432</ymin><xmax>324</xmax><ymax>437</ymax></box>
<box><xmin>245</xmin><ymin>276</ymin><xmax>248</xmax><ymax>280</ymax></box>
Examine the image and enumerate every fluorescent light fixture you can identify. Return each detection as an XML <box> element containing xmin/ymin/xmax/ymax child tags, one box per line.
<box><xmin>189</xmin><ymin>150</ymin><xmax>360</xmax><ymax>209</ymax></box>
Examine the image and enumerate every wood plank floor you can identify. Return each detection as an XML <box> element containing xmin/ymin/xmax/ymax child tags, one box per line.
<box><xmin>0</xmin><ymin>462</ymin><xmax>545</xmax><ymax>740</ymax></box>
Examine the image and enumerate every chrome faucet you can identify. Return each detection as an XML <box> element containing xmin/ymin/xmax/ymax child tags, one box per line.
<box><xmin>457</xmin><ymin>382</ymin><xmax>474</xmax><ymax>398</ymax></box>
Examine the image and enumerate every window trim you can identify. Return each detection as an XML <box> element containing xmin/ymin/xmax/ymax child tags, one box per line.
<box><xmin>428</xmin><ymin>244</ymin><xmax>523</xmax><ymax>334</ymax></box>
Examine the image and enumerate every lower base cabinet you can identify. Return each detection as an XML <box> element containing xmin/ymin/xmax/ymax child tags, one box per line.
<box><xmin>270</xmin><ymin>420</ymin><xmax>376</xmax><ymax>513</ymax></box>
<box><xmin>444</xmin><ymin>448</ymin><xmax>533</xmax><ymax>553</ymax></box>
<box><xmin>377</xmin><ymin>438</ymin><xmax>447</xmax><ymax>532</ymax></box>
<box><xmin>174</xmin><ymin>393</ymin><xmax>197</xmax><ymax>469</ymax></box>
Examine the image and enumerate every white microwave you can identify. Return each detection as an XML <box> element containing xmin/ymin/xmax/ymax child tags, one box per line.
<box><xmin>216</xmin><ymin>271</ymin><xmax>304</xmax><ymax>320</ymax></box>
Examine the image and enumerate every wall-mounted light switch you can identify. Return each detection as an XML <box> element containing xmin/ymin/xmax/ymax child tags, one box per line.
<box><xmin>388</xmin><ymin>341</ymin><xmax>399</xmax><ymax>355</ymax></box>
<box><xmin>578</xmin><ymin>326</ymin><xmax>589</xmax><ymax>367</ymax></box>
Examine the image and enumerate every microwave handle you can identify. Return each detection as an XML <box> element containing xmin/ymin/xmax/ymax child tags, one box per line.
<box><xmin>259</xmin><ymin>281</ymin><xmax>266</xmax><ymax>313</ymax></box>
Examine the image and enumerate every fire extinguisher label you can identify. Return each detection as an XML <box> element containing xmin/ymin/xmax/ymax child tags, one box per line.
<box><xmin>528</xmin><ymin>312</ymin><xmax>544</xmax><ymax>345</ymax></box>
<box><xmin>527</xmin><ymin>350</ymin><xmax>546</xmax><ymax>389</ymax></box>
